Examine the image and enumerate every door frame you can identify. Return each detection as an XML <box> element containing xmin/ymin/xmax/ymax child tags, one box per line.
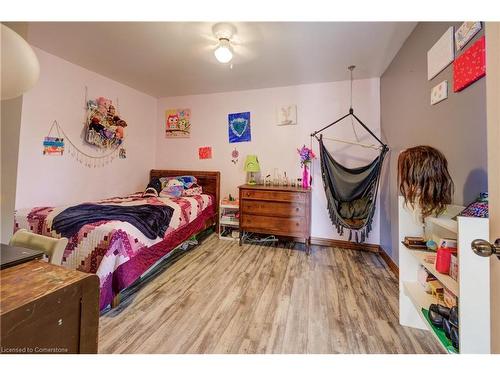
<box><xmin>485</xmin><ymin>21</ymin><xmax>500</xmax><ymax>354</ymax></box>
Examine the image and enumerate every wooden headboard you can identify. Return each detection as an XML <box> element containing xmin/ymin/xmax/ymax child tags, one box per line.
<box><xmin>150</xmin><ymin>169</ymin><xmax>220</xmax><ymax>223</ymax></box>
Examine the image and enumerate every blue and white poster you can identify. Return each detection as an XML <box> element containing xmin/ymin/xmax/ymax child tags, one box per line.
<box><xmin>228</xmin><ymin>112</ymin><xmax>251</xmax><ymax>143</ymax></box>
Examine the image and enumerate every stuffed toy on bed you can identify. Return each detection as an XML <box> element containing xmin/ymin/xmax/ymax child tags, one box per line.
<box><xmin>159</xmin><ymin>179</ymin><xmax>185</xmax><ymax>198</ymax></box>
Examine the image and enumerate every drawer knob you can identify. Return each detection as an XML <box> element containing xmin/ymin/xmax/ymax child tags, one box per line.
<box><xmin>296</xmin><ymin>222</ymin><xmax>299</xmax><ymax>226</ymax></box>
<box><xmin>295</xmin><ymin>207</ymin><xmax>299</xmax><ymax>212</ymax></box>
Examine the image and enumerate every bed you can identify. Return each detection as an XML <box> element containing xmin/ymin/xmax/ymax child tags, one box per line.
<box><xmin>14</xmin><ymin>169</ymin><xmax>220</xmax><ymax>311</ymax></box>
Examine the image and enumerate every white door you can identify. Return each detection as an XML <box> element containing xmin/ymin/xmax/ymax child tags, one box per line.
<box><xmin>472</xmin><ymin>22</ymin><xmax>500</xmax><ymax>354</ymax></box>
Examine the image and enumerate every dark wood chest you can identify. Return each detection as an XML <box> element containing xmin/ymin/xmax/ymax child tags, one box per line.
<box><xmin>0</xmin><ymin>260</ymin><xmax>99</xmax><ymax>354</ymax></box>
<box><xmin>238</xmin><ymin>184</ymin><xmax>312</xmax><ymax>252</ymax></box>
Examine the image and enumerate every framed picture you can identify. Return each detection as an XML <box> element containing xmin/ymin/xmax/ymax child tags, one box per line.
<box><xmin>276</xmin><ymin>105</ymin><xmax>297</xmax><ymax>126</ymax></box>
<box><xmin>198</xmin><ymin>146</ymin><xmax>212</xmax><ymax>160</ymax></box>
<box><xmin>430</xmin><ymin>80</ymin><xmax>448</xmax><ymax>105</ymax></box>
<box><xmin>455</xmin><ymin>22</ymin><xmax>482</xmax><ymax>51</ymax></box>
<box><xmin>228</xmin><ymin>112</ymin><xmax>251</xmax><ymax>143</ymax></box>
<box><xmin>453</xmin><ymin>36</ymin><xmax>486</xmax><ymax>92</ymax></box>
<box><xmin>42</xmin><ymin>136</ymin><xmax>64</xmax><ymax>156</ymax></box>
<box><xmin>427</xmin><ymin>27</ymin><xmax>454</xmax><ymax>80</ymax></box>
<box><xmin>165</xmin><ymin>108</ymin><xmax>191</xmax><ymax>138</ymax></box>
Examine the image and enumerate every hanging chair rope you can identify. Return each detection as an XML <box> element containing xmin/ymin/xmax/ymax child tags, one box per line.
<box><xmin>349</xmin><ymin>65</ymin><xmax>360</xmax><ymax>143</ymax></box>
<box><xmin>321</xmin><ymin>135</ymin><xmax>382</xmax><ymax>150</ymax></box>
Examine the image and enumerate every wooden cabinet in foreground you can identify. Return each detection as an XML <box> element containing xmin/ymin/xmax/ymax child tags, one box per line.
<box><xmin>0</xmin><ymin>260</ymin><xmax>99</xmax><ymax>354</ymax></box>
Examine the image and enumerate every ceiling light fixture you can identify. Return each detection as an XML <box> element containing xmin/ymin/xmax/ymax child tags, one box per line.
<box><xmin>212</xmin><ymin>23</ymin><xmax>236</xmax><ymax>64</ymax></box>
<box><xmin>214</xmin><ymin>38</ymin><xmax>233</xmax><ymax>63</ymax></box>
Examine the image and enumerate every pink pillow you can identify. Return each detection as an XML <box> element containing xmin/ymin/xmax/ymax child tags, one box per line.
<box><xmin>182</xmin><ymin>184</ymin><xmax>203</xmax><ymax>197</ymax></box>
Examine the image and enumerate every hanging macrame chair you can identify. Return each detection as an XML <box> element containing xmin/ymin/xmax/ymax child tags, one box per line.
<box><xmin>318</xmin><ymin>135</ymin><xmax>388</xmax><ymax>242</ymax></box>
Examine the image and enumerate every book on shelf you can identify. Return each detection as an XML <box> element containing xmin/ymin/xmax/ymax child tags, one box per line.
<box><xmin>402</xmin><ymin>236</ymin><xmax>429</xmax><ymax>250</ymax></box>
<box><xmin>221</xmin><ymin>215</ymin><xmax>239</xmax><ymax>223</ymax></box>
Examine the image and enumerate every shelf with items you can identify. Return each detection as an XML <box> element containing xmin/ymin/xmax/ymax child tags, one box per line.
<box><xmin>220</xmin><ymin>219</ymin><xmax>239</xmax><ymax>227</ymax></box>
<box><xmin>423</xmin><ymin>204</ymin><xmax>463</xmax><ymax>241</ymax></box>
<box><xmin>220</xmin><ymin>203</ymin><xmax>239</xmax><ymax>209</ymax></box>
<box><xmin>407</xmin><ymin>249</ymin><xmax>459</xmax><ymax>296</ymax></box>
<box><xmin>402</xmin><ymin>281</ymin><xmax>455</xmax><ymax>353</ymax></box>
<box><xmin>425</xmin><ymin>217</ymin><xmax>458</xmax><ymax>234</ymax></box>
<box><xmin>219</xmin><ymin>198</ymin><xmax>240</xmax><ymax>241</ymax></box>
<box><xmin>398</xmin><ymin>196</ymin><xmax>491</xmax><ymax>353</ymax></box>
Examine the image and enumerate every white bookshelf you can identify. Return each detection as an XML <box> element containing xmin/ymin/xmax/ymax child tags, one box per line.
<box><xmin>398</xmin><ymin>196</ymin><xmax>490</xmax><ymax>353</ymax></box>
<box><xmin>219</xmin><ymin>201</ymin><xmax>240</xmax><ymax>241</ymax></box>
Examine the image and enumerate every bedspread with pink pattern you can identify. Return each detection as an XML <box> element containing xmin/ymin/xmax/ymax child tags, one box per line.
<box><xmin>14</xmin><ymin>193</ymin><xmax>214</xmax><ymax>310</ymax></box>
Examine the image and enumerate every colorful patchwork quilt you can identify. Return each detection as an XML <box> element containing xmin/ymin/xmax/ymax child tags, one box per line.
<box><xmin>14</xmin><ymin>193</ymin><xmax>214</xmax><ymax>310</ymax></box>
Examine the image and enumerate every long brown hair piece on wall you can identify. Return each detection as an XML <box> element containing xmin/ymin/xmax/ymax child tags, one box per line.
<box><xmin>398</xmin><ymin>146</ymin><xmax>454</xmax><ymax>219</ymax></box>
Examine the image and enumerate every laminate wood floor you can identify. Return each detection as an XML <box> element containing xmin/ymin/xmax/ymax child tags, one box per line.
<box><xmin>99</xmin><ymin>234</ymin><xmax>443</xmax><ymax>354</ymax></box>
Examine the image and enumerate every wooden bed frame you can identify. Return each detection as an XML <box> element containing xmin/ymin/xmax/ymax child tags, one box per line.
<box><xmin>150</xmin><ymin>169</ymin><xmax>221</xmax><ymax>233</ymax></box>
<box><xmin>110</xmin><ymin>170</ymin><xmax>220</xmax><ymax>309</ymax></box>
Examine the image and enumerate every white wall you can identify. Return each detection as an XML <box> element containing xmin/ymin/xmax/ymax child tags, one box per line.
<box><xmin>156</xmin><ymin>79</ymin><xmax>382</xmax><ymax>244</ymax></box>
<box><xmin>1</xmin><ymin>22</ymin><xmax>28</xmax><ymax>242</ymax></box>
<box><xmin>15</xmin><ymin>48</ymin><xmax>157</xmax><ymax>209</ymax></box>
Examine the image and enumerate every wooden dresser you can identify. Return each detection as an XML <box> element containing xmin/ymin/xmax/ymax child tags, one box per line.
<box><xmin>0</xmin><ymin>260</ymin><xmax>99</xmax><ymax>354</ymax></box>
<box><xmin>238</xmin><ymin>184</ymin><xmax>312</xmax><ymax>253</ymax></box>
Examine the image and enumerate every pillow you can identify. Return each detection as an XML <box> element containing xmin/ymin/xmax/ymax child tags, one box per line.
<box><xmin>159</xmin><ymin>177</ymin><xmax>169</xmax><ymax>189</ymax></box>
<box><xmin>182</xmin><ymin>183</ymin><xmax>203</xmax><ymax>197</ymax></box>
<box><xmin>339</xmin><ymin>196</ymin><xmax>371</xmax><ymax>220</ymax></box>
<box><xmin>176</xmin><ymin>175</ymin><xmax>198</xmax><ymax>189</ymax></box>
<box><xmin>143</xmin><ymin>187</ymin><xmax>159</xmax><ymax>198</ymax></box>
<box><xmin>160</xmin><ymin>175</ymin><xmax>198</xmax><ymax>189</ymax></box>
<box><xmin>159</xmin><ymin>179</ymin><xmax>184</xmax><ymax>198</ymax></box>
<box><xmin>143</xmin><ymin>177</ymin><xmax>161</xmax><ymax>197</ymax></box>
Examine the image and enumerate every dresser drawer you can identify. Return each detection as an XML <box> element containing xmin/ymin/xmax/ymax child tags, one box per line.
<box><xmin>240</xmin><ymin>189</ymin><xmax>305</xmax><ymax>203</ymax></box>
<box><xmin>241</xmin><ymin>200</ymin><xmax>305</xmax><ymax>218</ymax></box>
<box><xmin>241</xmin><ymin>214</ymin><xmax>306</xmax><ymax>236</ymax></box>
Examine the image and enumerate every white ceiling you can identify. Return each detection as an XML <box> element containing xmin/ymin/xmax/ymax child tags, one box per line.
<box><xmin>27</xmin><ymin>22</ymin><xmax>416</xmax><ymax>98</ymax></box>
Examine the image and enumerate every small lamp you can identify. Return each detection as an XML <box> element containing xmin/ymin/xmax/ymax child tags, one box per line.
<box><xmin>244</xmin><ymin>155</ymin><xmax>260</xmax><ymax>185</ymax></box>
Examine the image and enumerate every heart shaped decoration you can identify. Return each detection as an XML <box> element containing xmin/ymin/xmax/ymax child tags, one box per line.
<box><xmin>230</xmin><ymin>118</ymin><xmax>248</xmax><ymax>138</ymax></box>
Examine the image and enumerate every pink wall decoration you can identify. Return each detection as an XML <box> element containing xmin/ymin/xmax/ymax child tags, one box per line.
<box><xmin>453</xmin><ymin>35</ymin><xmax>486</xmax><ymax>92</ymax></box>
<box><xmin>198</xmin><ymin>146</ymin><xmax>212</xmax><ymax>160</ymax></box>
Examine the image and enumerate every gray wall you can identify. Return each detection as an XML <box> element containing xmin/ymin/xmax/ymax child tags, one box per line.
<box><xmin>380</xmin><ymin>22</ymin><xmax>488</xmax><ymax>263</ymax></box>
